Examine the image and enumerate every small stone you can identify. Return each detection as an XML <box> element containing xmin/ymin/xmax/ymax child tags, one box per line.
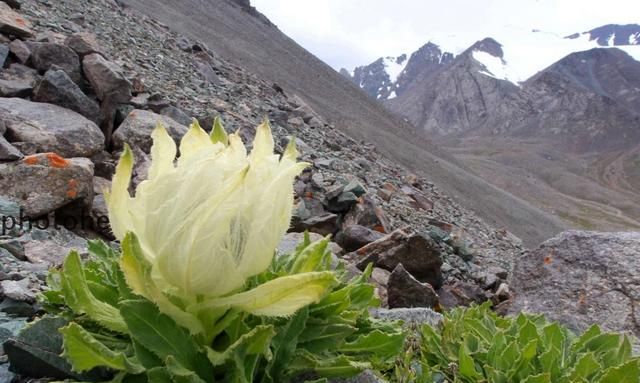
<box><xmin>335</xmin><ymin>224</ymin><xmax>384</xmax><ymax>252</ymax></box>
<box><xmin>31</xmin><ymin>43</ymin><xmax>82</xmax><ymax>84</ymax></box>
<box><xmin>33</xmin><ymin>69</ymin><xmax>101</xmax><ymax>124</ymax></box>
<box><xmin>0</xmin><ymin>154</ymin><xmax>94</xmax><ymax>218</ymax></box>
<box><xmin>1</xmin><ymin>278</ymin><xmax>35</xmax><ymax>303</ymax></box>
<box><xmin>354</xmin><ymin>228</ymin><xmax>443</xmax><ymax>288</ymax></box>
<box><xmin>64</xmin><ymin>32</ymin><xmax>104</xmax><ymax>57</ymax></box>
<box><xmin>82</xmin><ymin>53</ymin><xmax>132</xmax><ymax>103</ymax></box>
<box><xmin>0</xmin><ymin>2</ymin><xmax>32</xmax><ymax>38</ymax></box>
<box><xmin>370</xmin><ymin>307</ymin><xmax>442</xmax><ymax>327</ymax></box>
<box><xmin>0</xmin><ymin>78</ymin><xmax>32</xmax><ymax>97</ymax></box>
<box><xmin>0</xmin><ymin>135</ymin><xmax>22</xmax><ymax>160</ymax></box>
<box><xmin>387</xmin><ymin>264</ymin><xmax>439</xmax><ymax>309</ymax></box>
<box><xmin>0</xmin><ymin>98</ymin><xmax>104</xmax><ymax>157</ymax></box>
<box><xmin>8</xmin><ymin>39</ymin><xmax>30</xmax><ymax>63</ymax></box>
<box><xmin>160</xmin><ymin>105</ymin><xmax>192</xmax><ymax>126</ymax></box>
<box><xmin>113</xmin><ymin>109</ymin><xmax>188</xmax><ymax>152</ymax></box>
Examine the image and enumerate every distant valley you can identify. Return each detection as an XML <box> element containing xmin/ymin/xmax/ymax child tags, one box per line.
<box><xmin>342</xmin><ymin>24</ymin><xmax>640</xmax><ymax>231</ymax></box>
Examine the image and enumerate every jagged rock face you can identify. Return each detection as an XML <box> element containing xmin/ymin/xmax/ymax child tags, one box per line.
<box><xmin>342</xmin><ymin>42</ymin><xmax>453</xmax><ymax>101</ymax></box>
<box><xmin>390</xmin><ymin>42</ymin><xmax>640</xmax><ymax>153</ymax></box>
<box><xmin>509</xmin><ymin>231</ymin><xmax>640</xmax><ymax>339</ymax></box>
<box><xmin>345</xmin><ymin>55</ymin><xmax>405</xmax><ymax>100</ymax></box>
<box><xmin>518</xmin><ymin>48</ymin><xmax>640</xmax><ymax>152</ymax></box>
<box><xmin>525</xmin><ymin>48</ymin><xmax>640</xmax><ymax>112</ymax></box>
<box><xmin>387</xmin><ymin>38</ymin><xmax>527</xmax><ymax>136</ymax></box>
<box><xmin>567</xmin><ymin>23</ymin><xmax>640</xmax><ymax>46</ymax></box>
<box><xmin>395</xmin><ymin>42</ymin><xmax>453</xmax><ymax>97</ymax></box>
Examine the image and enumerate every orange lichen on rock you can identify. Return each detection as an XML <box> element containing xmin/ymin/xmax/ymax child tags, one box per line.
<box><xmin>23</xmin><ymin>155</ymin><xmax>39</xmax><ymax>165</ymax></box>
<box><xmin>66</xmin><ymin>179</ymin><xmax>78</xmax><ymax>198</ymax></box>
<box><xmin>543</xmin><ymin>255</ymin><xmax>552</xmax><ymax>265</ymax></box>
<box><xmin>373</xmin><ymin>224</ymin><xmax>386</xmax><ymax>233</ymax></box>
<box><xmin>46</xmin><ymin>153</ymin><xmax>70</xmax><ymax>168</ymax></box>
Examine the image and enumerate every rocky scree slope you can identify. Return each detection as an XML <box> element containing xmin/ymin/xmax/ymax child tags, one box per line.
<box><xmin>0</xmin><ymin>0</ymin><xmax>525</xmax><ymax>380</ymax></box>
<box><xmin>115</xmin><ymin>0</ymin><xmax>567</xmax><ymax>247</ymax></box>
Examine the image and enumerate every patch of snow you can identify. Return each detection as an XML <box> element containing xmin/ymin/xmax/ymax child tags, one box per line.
<box><xmin>388</xmin><ymin>91</ymin><xmax>397</xmax><ymax>99</ymax></box>
<box><xmin>630</xmin><ymin>33</ymin><xmax>639</xmax><ymax>45</ymax></box>
<box><xmin>383</xmin><ymin>56</ymin><xmax>408</xmax><ymax>83</ymax></box>
<box><xmin>472</xmin><ymin>50</ymin><xmax>518</xmax><ymax>84</ymax></box>
<box><xmin>607</xmin><ymin>33</ymin><xmax>616</xmax><ymax>46</ymax></box>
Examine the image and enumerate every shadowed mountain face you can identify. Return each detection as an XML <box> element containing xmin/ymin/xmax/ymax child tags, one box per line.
<box><xmin>341</xmin><ymin>42</ymin><xmax>453</xmax><ymax>101</ymax></box>
<box><xmin>566</xmin><ymin>24</ymin><xmax>640</xmax><ymax>46</ymax></box>
<box><xmin>390</xmin><ymin>43</ymin><xmax>640</xmax><ymax>154</ymax></box>
<box><xmin>117</xmin><ymin>0</ymin><xmax>567</xmax><ymax>246</ymax></box>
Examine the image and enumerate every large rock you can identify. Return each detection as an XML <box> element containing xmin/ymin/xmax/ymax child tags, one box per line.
<box><xmin>19</xmin><ymin>227</ymin><xmax>88</xmax><ymax>266</ymax></box>
<box><xmin>353</xmin><ymin>228</ymin><xmax>443</xmax><ymax>288</ymax></box>
<box><xmin>0</xmin><ymin>2</ymin><xmax>32</xmax><ymax>38</ymax></box>
<box><xmin>335</xmin><ymin>224</ymin><xmax>384</xmax><ymax>252</ymax></box>
<box><xmin>0</xmin><ymin>153</ymin><xmax>93</xmax><ymax>217</ymax></box>
<box><xmin>33</xmin><ymin>69</ymin><xmax>101</xmax><ymax>123</ymax></box>
<box><xmin>5</xmin><ymin>316</ymin><xmax>107</xmax><ymax>380</ymax></box>
<box><xmin>30</xmin><ymin>43</ymin><xmax>81</xmax><ymax>84</ymax></box>
<box><xmin>82</xmin><ymin>53</ymin><xmax>131</xmax><ymax>103</ymax></box>
<box><xmin>0</xmin><ymin>135</ymin><xmax>21</xmax><ymax>160</ymax></box>
<box><xmin>64</xmin><ymin>32</ymin><xmax>104</xmax><ymax>57</ymax></box>
<box><xmin>9</xmin><ymin>39</ymin><xmax>30</xmax><ymax>63</ymax></box>
<box><xmin>343</xmin><ymin>195</ymin><xmax>391</xmax><ymax>233</ymax></box>
<box><xmin>0</xmin><ymin>98</ymin><xmax>104</xmax><ymax>157</ymax></box>
<box><xmin>509</xmin><ymin>231</ymin><xmax>640</xmax><ymax>338</ymax></box>
<box><xmin>387</xmin><ymin>264</ymin><xmax>439</xmax><ymax>309</ymax></box>
<box><xmin>112</xmin><ymin>109</ymin><xmax>187</xmax><ymax>152</ymax></box>
<box><xmin>0</xmin><ymin>63</ymin><xmax>38</xmax><ymax>97</ymax></box>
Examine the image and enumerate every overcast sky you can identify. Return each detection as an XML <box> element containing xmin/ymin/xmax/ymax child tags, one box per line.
<box><xmin>251</xmin><ymin>0</ymin><xmax>640</xmax><ymax>70</ymax></box>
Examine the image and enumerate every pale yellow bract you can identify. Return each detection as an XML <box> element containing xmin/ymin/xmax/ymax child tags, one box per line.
<box><xmin>104</xmin><ymin>118</ymin><xmax>335</xmax><ymax>335</ymax></box>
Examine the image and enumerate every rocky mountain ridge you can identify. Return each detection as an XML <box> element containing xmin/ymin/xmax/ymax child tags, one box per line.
<box><xmin>343</xmin><ymin>23</ymin><xmax>640</xmax><ymax>101</ymax></box>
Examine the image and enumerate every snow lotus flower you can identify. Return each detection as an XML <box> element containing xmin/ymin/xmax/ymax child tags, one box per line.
<box><xmin>104</xmin><ymin>118</ymin><xmax>335</xmax><ymax>335</ymax></box>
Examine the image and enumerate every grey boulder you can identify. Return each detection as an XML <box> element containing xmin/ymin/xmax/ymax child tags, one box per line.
<box><xmin>0</xmin><ymin>98</ymin><xmax>104</xmax><ymax>157</ymax></box>
<box><xmin>33</xmin><ymin>69</ymin><xmax>101</xmax><ymax>124</ymax></box>
<box><xmin>0</xmin><ymin>153</ymin><xmax>94</xmax><ymax>218</ymax></box>
<box><xmin>82</xmin><ymin>53</ymin><xmax>131</xmax><ymax>103</ymax></box>
<box><xmin>509</xmin><ymin>230</ymin><xmax>640</xmax><ymax>338</ymax></box>
<box><xmin>112</xmin><ymin>109</ymin><xmax>188</xmax><ymax>152</ymax></box>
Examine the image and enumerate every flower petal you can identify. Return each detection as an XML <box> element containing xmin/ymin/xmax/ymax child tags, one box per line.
<box><xmin>210</xmin><ymin>116</ymin><xmax>228</xmax><ymax>146</ymax></box>
<box><xmin>179</xmin><ymin>119</ymin><xmax>212</xmax><ymax>161</ymax></box>
<box><xmin>148</xmin><ymin>122</ymin><xmax>177</xmax><ymax>180</ymax></box>
<box><xmin>104</xmin><ymin>144</ymin><xmax>134</xmax><ymax>241</ymax></box>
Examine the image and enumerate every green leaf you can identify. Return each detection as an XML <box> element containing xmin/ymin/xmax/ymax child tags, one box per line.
<box><xmin>458</xmin><ymin>346</ymin><xmax>482</xmax><ymax>379</ymax></box>
<box><xmin>289</xmin><ymin>236</ymin><xmax>332</xmax><ymax>273</ymax></box>
<box><xmin>60</xmin><ymin>251</ymin><xmax>127</xmax><ymax>333</ymax></box>
<box><xmin>206</xmin><ymin>325</ymin><xmax>275</xmax><ymax>383</ymax></box>
<box><xmin>60</xmin><ymin>322</ymin><xmax>144</xmax><ymax>374</ymax></box>
<box><xmin>132</xmin><ymin>339</ymin><xmax>162</xmax><ymax>369</ymax></box>
<box><xmin>568</xmin><ymin>352</ymin><xmax>601</xmax><ymax>381</ymax></box>
<box><xmin>263</xmin><ymin>308</ymin><xmax>309</xmax><ymax>383</ymax></box>
<box><xmin>338</xmin><ymin>329</ymin><xmax>405</xmax><ymax>358</ymax></box>
<box><xmin>289</xmin><ymin>349</ymin><xmax>369</xmax><ymax>378</ymax></box>
<box><xmin>521</xmin><ymin>373</ymin><xmax>551</xmax><ymax>383</ymax></box>
<box><xmin>600</xmin><ymin>359</ymin><xmax>640</xmax><ymax>383</ymax></box>
<box><xmin>119</xmin><ymin>299</ymin><xmax>212</xmax><ymax>381</ymax></box>
<box><xmin>206</xmin><ymin>324</ymin><xmax>275</xmax><ymax>365</ymax></box>
<box><xmin>298</xmin><ymin>324</ymin><xmax>357</xmax><ymax>353</ymax></box>
<box><xmin>164</xmin><ymin>355</ymin><xmax>207</xmax><ymax>383</ymax></box>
